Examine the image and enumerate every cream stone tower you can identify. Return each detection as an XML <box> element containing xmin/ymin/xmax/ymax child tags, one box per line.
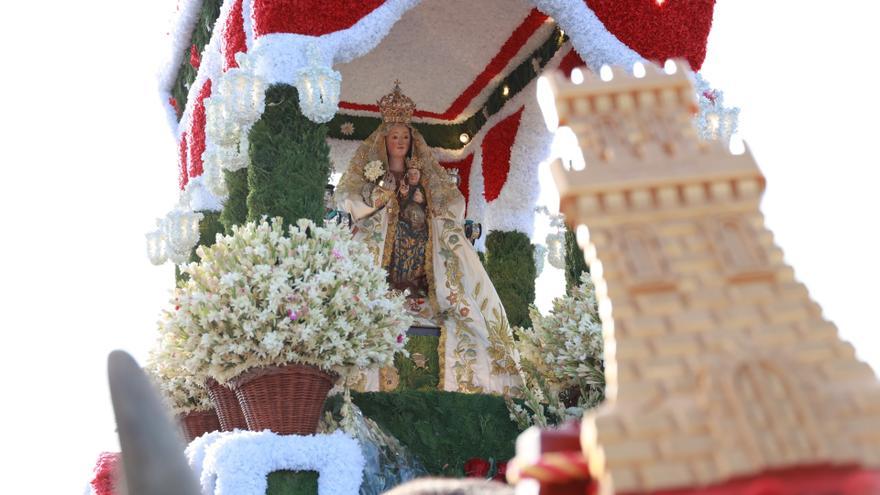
<box><xmin>544</xmin><ymin>60</ymin><xmax>880</xmax><ymax>494</ymax></box>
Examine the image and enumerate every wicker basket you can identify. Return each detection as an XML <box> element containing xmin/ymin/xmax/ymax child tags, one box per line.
<box><xmin>179</xmin><ymin>408</ymin><xmax>221</xmax><ymax>442</ymax></box>
<box><xmin>205</xmin><ymin>377</ymin><xmax>248</xmax><ymax>431</ymax></box>
<box><xmin>230</xmin><ymin>364</ymin><xmax>338</xmax><ymax>435</ymax></box>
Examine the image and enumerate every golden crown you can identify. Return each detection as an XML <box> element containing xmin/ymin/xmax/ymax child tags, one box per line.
<box><xmin>405</xmin><ymin>156</ymin><xmax>424</xmax><ymax>170</ymax></box>
<box><xmin>378</xmin><ymin>80</ymin><xmax>416</xmax><ymax>125</ymax></box>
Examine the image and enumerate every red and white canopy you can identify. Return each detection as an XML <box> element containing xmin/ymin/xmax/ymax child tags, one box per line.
<box><xmin>163</xmin><ymin>0</ymin><xmax>715</xmax><ymax>234</ymax></box>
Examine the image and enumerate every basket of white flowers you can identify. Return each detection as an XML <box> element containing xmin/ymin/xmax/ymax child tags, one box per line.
<box><xmin>146</xmin><ymin>337</ymin><xmax>220</xmax><ymax>442</ymax></box>
<box><xmin>165</xmin><ymin>217</ymin><xmax>412</xmax><ymax>435</ymax></box>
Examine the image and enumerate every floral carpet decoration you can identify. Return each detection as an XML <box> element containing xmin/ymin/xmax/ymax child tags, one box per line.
<box><xmin>191</xmin><ymin>430</ymin><xmax>364</xmax><ymax>495</ymax></box>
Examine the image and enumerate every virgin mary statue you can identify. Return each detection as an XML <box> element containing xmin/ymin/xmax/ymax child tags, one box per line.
<box><xmin>336</xmin><ymin>83</ymin><xmax>522</xmax><ymax>395</ymax></box>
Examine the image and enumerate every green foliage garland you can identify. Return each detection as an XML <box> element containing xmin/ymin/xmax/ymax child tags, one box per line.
<box><xmin>170</xmin><ymin>0</ymin><xmax>222</xmax><ymax>120</ymax></box>
<box><xmin>564</xmin><ymin>225</ymin><xmax>589</xmax><ymax>294</ymax></box>
<box><xmin>247</xmin><ymin>84</ymin><xmax>330</xmax><ymax>228</ymax></box>
<box><xmin>220</xmin><ymin>168</ymin><xmax>249</xmax><ymax>233</ymax></box>
<box><xmin>484</xmin><ymin>231</ymin><xmax>536</xmax><ymax>328</ymax></box>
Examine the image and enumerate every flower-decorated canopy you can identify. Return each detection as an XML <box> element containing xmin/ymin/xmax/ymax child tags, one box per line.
<box><xmin>163</xmin><ymin>0</ymin><xmax>715</xmax><ymax>235</ymax></box>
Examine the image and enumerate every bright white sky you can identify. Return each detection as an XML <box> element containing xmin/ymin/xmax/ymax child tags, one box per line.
<box><xmin>0</xmin><ymin>1</ymin><xmax>877</xmax><ymax>493</ymax></box>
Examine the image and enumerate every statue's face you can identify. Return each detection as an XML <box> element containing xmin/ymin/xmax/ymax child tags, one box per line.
<box><xmin>407</xmin><ymin>168</ymin><xmax>421</xmax><ymax>185</ymax></box>
<box><xmin>385</xmin><ymin>124</ymin><xmax>411</xmax><ymax>160</ymax></box>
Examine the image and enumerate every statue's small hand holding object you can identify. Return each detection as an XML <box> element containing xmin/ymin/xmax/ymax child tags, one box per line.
<box><xmin>371</xmin><ymin>185</ymin><xmax>394</xmax><ymax>208</ymax></box>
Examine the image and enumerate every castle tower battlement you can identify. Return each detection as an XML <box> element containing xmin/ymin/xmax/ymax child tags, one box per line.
<box><xmin>542</xmin><ymin>60</ymin><xmax>880</xmax><ymax>494</ymax></box>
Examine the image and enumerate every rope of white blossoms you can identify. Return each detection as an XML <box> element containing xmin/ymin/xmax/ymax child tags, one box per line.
<box><xmin>189</xmin><ymin>430</ymin><xmax>365</xmax><ymax>495</ymax></box>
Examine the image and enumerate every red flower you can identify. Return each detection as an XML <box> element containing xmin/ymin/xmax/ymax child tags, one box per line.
<box><xmin>91</xmin><ymin>452</ymin><xmax>120</xmax><ymax>495</ymax></box>
<box><xmin>190</xmin><ymin>44</ymin><xmax>201</xmax><ymax>69</ymax></box>
<box><xmin>463</xmin><ymin>457</ymin><xmax>491</xmax><ymax>478</ymax></box>
<box><xmin>168</xmin><ymin>96</ymin><xmax>179</xmax><ymax>114</ymax></box>
<box><xmin>397</xmin><ymin>334</ymin><xmax>404</xmax><ymax>344</ymax></box>
<box><xmin>481</xmin><ymin>107</ymin><xmax>524</xmax><ymax>201</ymax></box>
<box><xmin>493</xmin><ymin>460</ymin><xmax>509</xmax><ymax>482</ymax></box>
<box><xmin>459</xmin><ymin>307</ymin><xmax>470</xmax><ymax>317</ymax></box>
<box><xmin>702</xmin><ymin>89</ymin><xmax>718</xmax><ymax>104</ymax></box>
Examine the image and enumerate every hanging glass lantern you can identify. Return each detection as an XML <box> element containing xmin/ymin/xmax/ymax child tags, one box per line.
<box><xmin>163</xmin><ymin>209</ymin><xmax>203</xmax><ymax>256</ymax></box>
<box><xmin>145</xmin><ymin>227</ymin><xmax>168</xmax><ymax>265</ymax></box>
<box><xmin>167</xmin><ymin>246</ymin><xmax>192</xmax><ymax>265</ymax></box>
<box><xmin>545</xmin><ymin>231</ymin><xmax>566</xmax><ymax>269</ymax></box>
<box><xmin>533</xmin><ymin>243</ymin><xmax>547</xmax><ymax>277</ymax></box>
<box><xmin>237</xmin><ymin>52</ymin><xmax>266</xmax><ymax>121</ymax></box>
<box><xmin>205</xmin><ymin>97</ymin><xmax>241</xmax><ymax>146</ymax></box>
<box><xmin>295</xmin><ymin>43</ymin><xmax>342</xmax><ymax>124</ymax></box>
<box><xmin>220</xmin><ymin>55</ymin><xmax>266</xmax><ymax>125</ymax></box>
<box><xmin>225</xmin><ymin>132</ymin><xmax>249</xmax><ymax>172</ymax></box>
<box><xmin>201</xmin><ymin>157</ymin><xmax>229</xmax><ymax>198</ymax></box>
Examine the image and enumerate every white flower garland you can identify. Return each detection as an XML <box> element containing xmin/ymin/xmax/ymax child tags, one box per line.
<box><xmin>249</xmin><ymin>0</ymin><xmax>421</xmax><ymax>86</ymax></box>
<box><xmin>483</xmin><ymin>80</ymin><xmax>553</xmax><ymax>237</ymax></box>
<box><xmin>182</xmin><ymin>175</ymin><xmax>225</xmax><ymax>212</ymax></box>
<box><xmin>158</xmin><ymin>0</ymin><xmax>207</xmax><ymax>132</ymax></box>
<box><xmin>186</xmin><ymin>430</ymin><xmax>231</xmax><ymax>482</ymax></box>
<box><xmin>173</xmin><ymin>0</ymin><xmax>238</xmax><ymax>139</ymax></box>
<box><xmin>529</xmin><ymin>0</ymin><xmax>642</xmax><ymax>72</ymax></box>
<box><xmin>195</xmin><ymin>430</ymin><xmax>364</xmax><ymax>495</ymax></box>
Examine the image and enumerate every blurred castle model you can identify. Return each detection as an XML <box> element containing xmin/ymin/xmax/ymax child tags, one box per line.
<box><xmin>541</xmin><ymin>59</ymin><xmax>880</xmax><ymax>494</ymax></box>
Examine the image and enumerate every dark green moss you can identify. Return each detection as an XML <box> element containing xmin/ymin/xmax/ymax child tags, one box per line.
<box><xmin>247</xmin><ymin>84</ymin><xmax>330</xmax><ymax>229</ymax></box>
<box><xmin>197</xmin><ymin>210</ymin><xmax>225</xmax><ymax>251</ymax></box>
<box><xmin>266</xmin><ymin>470</ymin><xmax>318</xmax><ymax>495</ymax></box>
<box><xmin>395</xmin><ymin>335</ymin><xmax>440</xmax><ymax>391</ymax></box>
<box><xmin>220</xmin><ymin>168</ymin><xmax>249</xmax><ymax>233</ymax></box>
<box><xmin>564</xmin><ymin>225</ymin><xmax>589</xmax><ymax>295</ymax></box>
<box><xmin>350</xmin><ymin>391</ymin><xmax>520</xmax><ymax>476</ymax></box>
<box><xmin>484</xmin><ymin>231</ymin><xmax>536</xmax><ymax>328</ymax></box>
<box><xmin>170</xmin><ymin>0</ymin><xmax>222</xmax><ymax>120</ymax></box>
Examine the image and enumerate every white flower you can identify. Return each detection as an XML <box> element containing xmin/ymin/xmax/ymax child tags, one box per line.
<box><xmin>364</xmin><ymin>160</ymin><xmax>385</xmax><ymax>182</ymax></box>
<box><xmin>340</xmin><ymin>121</ymin><xmax>355</xmax><ymax>136</ymax></box>
<box><xmin>260</xmin><ymin>331</ymin><xmax>284</xmax><ymax>355</ymax></box>
<box><xmin>513</xmin><ymin>272</ymin><xmax>603</xmax><ymax>390</ymax></box>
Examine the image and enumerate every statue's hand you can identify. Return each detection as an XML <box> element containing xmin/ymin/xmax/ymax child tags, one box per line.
<box><xmin>371</xmin><ymin>186</ymin><xmax>393</xmax><ymax>208</ymax></box>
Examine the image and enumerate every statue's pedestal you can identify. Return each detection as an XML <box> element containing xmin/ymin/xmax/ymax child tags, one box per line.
<box><xmin>382</xmin><ymin>326</ymin><xmax>442</xmax><ymax>392</ymax></box>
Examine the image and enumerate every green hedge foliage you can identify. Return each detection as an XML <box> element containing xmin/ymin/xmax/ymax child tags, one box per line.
<box><xmin>350</xmin><ymin>391</ymin><xmax>520</xmax><ymax>476</ymax></box>
<box><xmin>564</xmin><ymin>225</ymin><xmax>589</xmax><ymax>295</ymax></box>
<box><xmin>247</xmin><ymin>85</ymin><xmax>330</xmax><ymax>229</ymax></box>
<box><xmin>220</xmin><ymin>168</ymin><xmax>249</xmax><ymax>233</ymax></box>
<box><xmin>484</xmin><ymin>231</ymin><xmax>536</xmax><ymax>328</ymax></box>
